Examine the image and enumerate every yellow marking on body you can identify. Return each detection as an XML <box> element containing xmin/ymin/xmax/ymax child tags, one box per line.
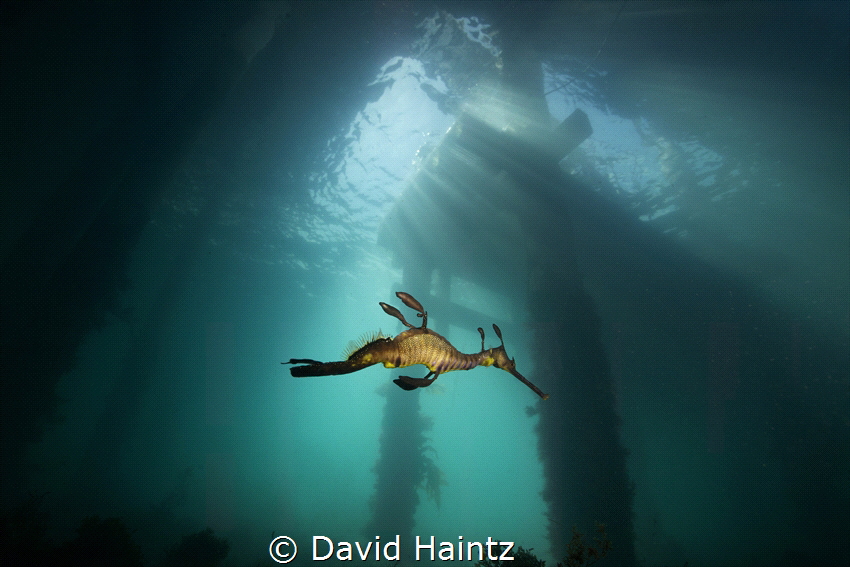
<box><xmin>482</xmin><ymin>356</ymin><xmax>495</xmax><ymax>366</ymax></box>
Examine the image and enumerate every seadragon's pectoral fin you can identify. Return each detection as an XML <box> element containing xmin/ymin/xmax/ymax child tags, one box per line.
<box><xmin>393</xmin><ymin>378</ymin><xmax>419</xmax><ymax>391</ymax></box>
<box><xmin>393</xmin><ymin>372</ymin><xmax>438</xmax><ymax>391</ymax></box>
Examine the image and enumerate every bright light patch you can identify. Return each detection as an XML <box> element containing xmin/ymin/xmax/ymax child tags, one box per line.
<box><xmin>542</xmin><ymin>65</ymin><xmax>756</xmax><ymax>230</ymax></box>
<box><xmin>302</xmin><ymin>58</ymin><xmax>454</xmax><ymax>246</ymax></box>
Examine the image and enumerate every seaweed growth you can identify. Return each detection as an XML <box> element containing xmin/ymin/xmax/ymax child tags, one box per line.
<box><xmin>560</xmin><ymin>523</ymin><xmax>612</xmax><ymax>567</ymax></box>
<box><xmin>161</xmin><ymin>527</ymin><xmax>229</xmax><ymax>567</ymax></box>
<box><xmin>419</xmin><ymin>443</ymin><xmax>447</xmax><ymax>509</ymax></box>
<box><xmin>1</xmin><ymin>496</ymin><xmax>144</xmax><ymax>567</ymax></box>
<box><xmin>366</xmin><ymin>389</ymin><xmax>430</xmax><ymax>548</ymax></box>
<box><xmin>366</xmin><ymin>392</ymin><xmax>446</xmax><ymax>559</ymax></box>
<box><xmin>0</xmin><ymin>492</ymin><xmax>231</xmax><ymax>567</ymax></box>
<box><xmin>475</xmin><ymin>545</ymin><xmax>546</xmax><ymax>567</ymax></box>
<box><xmin>0</xmin><ymin>492</ymin><xmax>52</xmax><ymax>566</ymax></box>
<box><xmin>55</xmin><ymin>515</ymin><xmax>144</xmax><ymax>567</ymax></box>
<box><xmin>473</xmin><ymin>524</ymin><xmax>611</xmax><ymax>567</ymax></box>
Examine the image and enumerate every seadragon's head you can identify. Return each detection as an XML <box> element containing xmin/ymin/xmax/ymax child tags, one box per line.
<box><xmin>482</xmin><ymin>324</ymin><xmax>549</xmax><ymax>400</ymax></box>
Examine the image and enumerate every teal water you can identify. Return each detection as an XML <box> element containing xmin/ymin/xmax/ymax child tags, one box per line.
<box><xmin>2</xmin><ymin>3</ymin><xmax>847</xmax><ymax>566</ymax></box>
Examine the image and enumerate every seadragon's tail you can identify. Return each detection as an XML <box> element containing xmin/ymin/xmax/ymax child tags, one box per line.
<box><xmin>283</xmin><ymin>336</ymin><xmax>393</xmax><ymax>377</ymax></box>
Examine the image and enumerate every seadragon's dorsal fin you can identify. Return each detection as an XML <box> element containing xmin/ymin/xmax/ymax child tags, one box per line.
<box><xmin>342</xmin><ymin>330</ymin><xmax>389</xmax><ymax>360</ymax></box>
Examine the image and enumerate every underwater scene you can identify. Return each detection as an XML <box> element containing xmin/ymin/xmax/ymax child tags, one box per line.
<box><xmin>1</xmin><ymin>2</ymin><xmax>848</xmax><ymax>566</ymax></box>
